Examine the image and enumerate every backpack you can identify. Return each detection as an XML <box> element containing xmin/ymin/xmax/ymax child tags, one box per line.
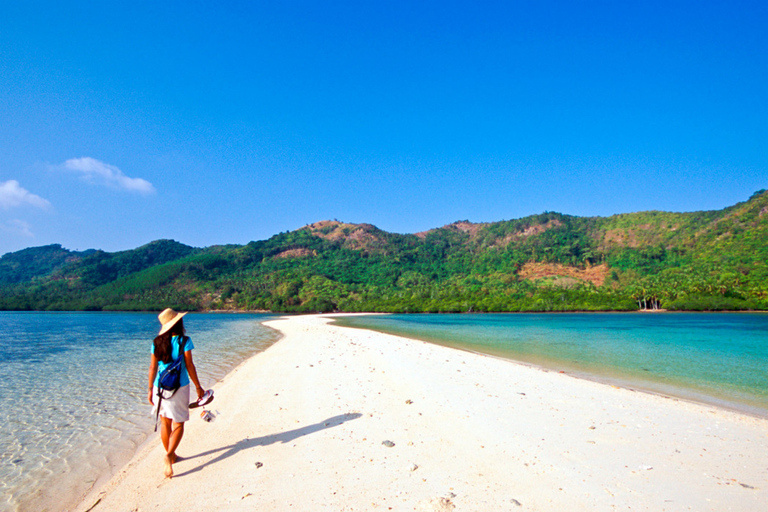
<box><xmin>154</xmin><ymin>336</ymin><xmax>187</xmax><ymax>430</ymax></box>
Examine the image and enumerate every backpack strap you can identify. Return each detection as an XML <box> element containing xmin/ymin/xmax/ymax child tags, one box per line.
<box><xmin>154</xmin><ymin>394</ymin><xmax>162</xmax><ymax>431</ymax></box>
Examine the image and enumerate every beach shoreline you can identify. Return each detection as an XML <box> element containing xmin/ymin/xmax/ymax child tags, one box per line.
<box><xmin>5</xmin><ymin>314</ymin><xmax>282</xmax><ymax>512</ymax></box>
<box><xmin>330</xmin><ymin>312</ymin><xmax>768</xmax><ymax>420</ymax></box>
<box><xmin>340</xmin><ymin>324</ymin><xmax>768</xmax><ymax>421</ymax></box>
<box><xmin>75</xmin><ymin>313</ymin><xmax>768</xmax><ymax>511</ymax></box>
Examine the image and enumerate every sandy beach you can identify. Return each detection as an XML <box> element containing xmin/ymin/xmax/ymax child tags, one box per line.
<box><xmin>75</xmin><ymin>314</ymin><xmax>768</xmax><ymax>511</ymax></box>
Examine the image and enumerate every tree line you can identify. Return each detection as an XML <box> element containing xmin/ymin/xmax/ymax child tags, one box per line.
<box><xmin>1</xmin><ymin>191</ymin><xmax>767</xmax><ymax>313</ymax></box>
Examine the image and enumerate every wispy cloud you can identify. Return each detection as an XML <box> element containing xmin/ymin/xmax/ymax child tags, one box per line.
<box><xmin>0</xmin><ymin>219</ymin><xmax>34</xmax><ymax>238</ymax></box>
<box><xmin>61</xmin><ymin>157</ymin><xmax>156</xmax><ymax>195</ymax></box>
<box><xmin>0</xmin><ymin>180</ymin><xmax>52</xmax><ymax>210</ymax></box>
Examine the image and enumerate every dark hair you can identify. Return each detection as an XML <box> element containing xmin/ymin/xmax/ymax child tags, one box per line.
<box><xmin>153</xmin><ymin>319</ymin><xmax>185</xmax><ymax>364</ymax></box>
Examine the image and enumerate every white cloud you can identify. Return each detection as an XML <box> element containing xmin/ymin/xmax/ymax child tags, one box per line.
<box><xmin>0</xmin><ymin>180</ymin><xmax>52</xmax><ymax>210</ymax></box>
<box><xmin>0</xmin><ymin>219</ymin><xmax>34</xmax><ymax>238</ymax></box>
<box><xmin>61</xmin><ymin>157</ymin><xmax>156</xmax><ymax>195</ymax></box>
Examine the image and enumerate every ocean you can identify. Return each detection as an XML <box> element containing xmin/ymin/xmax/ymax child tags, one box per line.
<box><xmin>0</xmin><ymin>312</ymin><xmax>280</xmax><ymax>512</ymax></box>
<box><xmin>334</xmin><ymin>312</ymin><xmax>768</xmax><ymax>417</ymax></box>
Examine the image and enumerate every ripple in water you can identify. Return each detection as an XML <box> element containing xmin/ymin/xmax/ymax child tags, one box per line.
<box><xmin>0</xmin><ymin>312</ymin><xmax>280</xmax><ymax>512</ymax></box>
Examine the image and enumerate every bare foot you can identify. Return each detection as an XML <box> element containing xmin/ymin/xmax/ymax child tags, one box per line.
<box><xmin>164</xmin><ymin>454</ymin><xmax>173</xmax><ymax>478</ymax></box>
<box><xmin>170</xmin><ymin>453</ymin><xmax>181</xmax><ymax>464</ymax></box>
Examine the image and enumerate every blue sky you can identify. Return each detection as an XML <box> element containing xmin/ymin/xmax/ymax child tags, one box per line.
<box><xmin>1</xmin><ymin>1</ymin><xmax>766</xmax><ymax>256</ymax></box>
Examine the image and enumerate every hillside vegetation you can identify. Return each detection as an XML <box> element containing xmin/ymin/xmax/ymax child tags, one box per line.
<box><xmin>2</xmin><ymin>191</ymin><xmax>768</xmax><ymax>313</ymax></box>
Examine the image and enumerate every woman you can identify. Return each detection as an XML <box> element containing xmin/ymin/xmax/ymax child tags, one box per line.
<box><xmin>147</xmin><ymin>308</ymin><xmax>204</xmax><ymax>478</ymax></box>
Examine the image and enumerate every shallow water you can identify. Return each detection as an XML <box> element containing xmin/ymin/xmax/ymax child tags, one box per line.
<box><xmin>0</xmin><ymin>312</ymin><xmax>280</xmax><ymax>512</ymax></box>
<box><xmin>334</xmin><ymin>312</ymin><xmax>768</xmax><ymax>416</ymax></box>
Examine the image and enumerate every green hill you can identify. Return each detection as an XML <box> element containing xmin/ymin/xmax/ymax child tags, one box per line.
<box><xmin>2</xmin><ymin>191</ymin><xmax>768</xmax><ymax>312</ymax></box>
<box><xmin>0</xmin><ymin>244</ymin><xmax>96</xmax><ymax>284</ymax></box>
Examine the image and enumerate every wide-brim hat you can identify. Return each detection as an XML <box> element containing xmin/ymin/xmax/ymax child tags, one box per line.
<box><xmin>158</xmin><ymin>308</ymin><xmax>187</xmax><ymax>335</ymax></box>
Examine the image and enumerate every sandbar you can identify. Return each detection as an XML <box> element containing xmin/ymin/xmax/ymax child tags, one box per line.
<box><xmin>75</xmin><ymin>314</ymin><xmax>768</xmax><ymax>511</ymax></box>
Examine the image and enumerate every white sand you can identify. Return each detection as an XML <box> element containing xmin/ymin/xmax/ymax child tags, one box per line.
<box><xmin>76</xmin><ymin>314</ymin><xmax>768</xmax><ymax>511</ymax></box>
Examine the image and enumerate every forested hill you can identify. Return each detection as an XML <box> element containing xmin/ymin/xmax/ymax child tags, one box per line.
<box><xmin>2</xmin><ymin>190</ymin><xmax>768</xmax><ymax>312</ymax></box>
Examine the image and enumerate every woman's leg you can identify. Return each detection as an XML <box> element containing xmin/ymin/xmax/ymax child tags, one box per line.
<box><xmin>163</xmin><ymin>421</ymin><xmax>185</xmax><ymax>478</ymax></box>
<box><xmin>160</xmin><ymin>416</ymin><xmax>172</xmax><ymax>453</ymax></box>
<box><xmin>159</xmin><ymin>417</ymin><xmax>185</xmax><ymax>477</ymax></box>
<box><xmin>167</xmin><ymin>421</ymin><xmax>185</xmax><ymax>460</ymax></box>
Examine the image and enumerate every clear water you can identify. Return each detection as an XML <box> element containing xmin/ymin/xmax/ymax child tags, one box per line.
<box><xmin>335</xmin><ymin>313</ymin><xmax>768</xmax><ymax>416</ymax></box>
<box><xmin>0</xmin><ymin>312</ymin><xmax>280</xmax><ymax>512</ymax></box>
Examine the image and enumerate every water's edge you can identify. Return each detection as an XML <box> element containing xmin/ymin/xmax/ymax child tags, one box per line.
<box><xmin>72</xmin><ymin>321</ymin><xmax>286</xmax><ymax>512</ymax></box>
<box><xmin>331</xmin><ymin>313</ymin><xmax>768</xmax><ymax>420</ymax></box>
<box><xmin>1</xmin><ymin>313</ymin><xmax>283</xmax><ymax>512</ymax></box>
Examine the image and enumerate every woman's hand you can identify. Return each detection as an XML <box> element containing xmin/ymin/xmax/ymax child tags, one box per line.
<box><xmin>147</xmin><ymin>388</ymin><xmax>154</xmax><ymax>405</ymax></box>
<box><xmin>195</xmin><ymin>386</ymin><xmax>204</xmax><ymax>400</ymax></box>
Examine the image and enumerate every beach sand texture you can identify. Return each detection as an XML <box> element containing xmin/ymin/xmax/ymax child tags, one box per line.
<box><xmin>76</xmin><ymin>314</ymin><xmax>768</xmax><ymax>511</ymax></box>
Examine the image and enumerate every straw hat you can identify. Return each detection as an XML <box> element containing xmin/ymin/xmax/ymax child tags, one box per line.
<box><xmin>158</xmin><ymin>308</ymin><xmax>187</xmax><ymax>335</ymax></box>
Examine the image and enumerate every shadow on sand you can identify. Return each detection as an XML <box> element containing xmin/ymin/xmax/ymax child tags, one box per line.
<box><xmin>173</xmin><ymin>412</ymin><xmax>363</xmax><ymax>477</ymax></box>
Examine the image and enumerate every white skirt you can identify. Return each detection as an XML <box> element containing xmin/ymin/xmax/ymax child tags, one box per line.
<box><xmin>152</xmin><ymin>384</ymin><xmax>190</xmax><ymax>423</ymax></box>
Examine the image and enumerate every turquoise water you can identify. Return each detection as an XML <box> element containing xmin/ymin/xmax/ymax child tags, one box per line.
<box><xmin>335</xmin><ymin>313</ymin><xmax>768</xmax><ymax>416</ymax></box>
<box><xmin>0</xmin><ymin>312</ymin><xmax>279</xmax><ymax>512</ymax></box>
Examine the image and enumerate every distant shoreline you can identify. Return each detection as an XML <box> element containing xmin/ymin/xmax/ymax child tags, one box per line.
<box><xmin>4</xmin><ymin>307</ymin><xmax>768</xmax><ymax>314</ymax></box>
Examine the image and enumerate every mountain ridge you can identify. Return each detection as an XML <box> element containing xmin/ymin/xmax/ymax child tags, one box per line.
<box><xmin>2</xmin><ymin>190</ymin><xmax>767</xmax><ymax>312</ymax></box>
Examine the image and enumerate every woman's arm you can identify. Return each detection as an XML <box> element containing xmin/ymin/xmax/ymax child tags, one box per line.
<box><xmin>147</xmin><ymin>353</ymin><xmax>158</xmax><ymax>405</ymax></box>
<box><xmin>184</xmin><ymin>350</ymin><xmax>204</xmax><ymax>400</ymax></box>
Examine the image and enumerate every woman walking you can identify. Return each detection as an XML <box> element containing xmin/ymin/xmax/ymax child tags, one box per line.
<box><xmin>147</xmin><ymin>308</ymin><xmax>204</xmax><ymax>478</ymax></box>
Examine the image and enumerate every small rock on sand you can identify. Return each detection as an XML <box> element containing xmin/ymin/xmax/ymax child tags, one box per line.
<box><xmin>382</xmin><ymin>440</ymin><xmax>395</xmax><ymax>447</ymax></box>
<box><xmin>417</xmin><ymin>497</ymin><xmax>455</xmax><ymax>511</ymax></box>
